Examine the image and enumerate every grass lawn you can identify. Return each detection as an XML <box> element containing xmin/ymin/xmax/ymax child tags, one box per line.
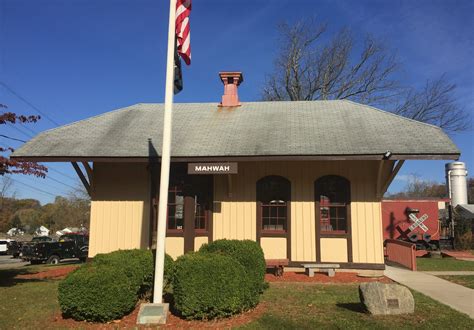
<box><xmin>438</xmin><ymin>275</ymin><xmax>474</xmax><ymax>289</ymax></box>
<box><xmin>417</xmin><ymin>258</ymin><xmax>474</xmax><ymax>271</ymax></box>
<box><xmin>1</xmin><ymin>266</ymin><xmax>473</xmax><ymax>329</ymax></box>
<box><xmin>0</xmin><ymin>265</ymin><xmax>63</xmax><ymax>329</ymax></box>
<box><xmin>242</xmin><ymin>283</ymin><xmax>474</xmax><ymax>329</ymax></box>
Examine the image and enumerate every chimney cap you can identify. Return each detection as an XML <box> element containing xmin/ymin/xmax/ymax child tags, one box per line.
<box><xmin>219</xmin><ymin>72</ymin><xmax>244</xmax><ymax>85</ymax></box>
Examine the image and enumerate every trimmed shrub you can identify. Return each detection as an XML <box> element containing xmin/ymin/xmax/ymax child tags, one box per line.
<box><xmin>173</xmin><ymin>252</ymin><xmax>253</xmax><ymax>320</ymax></box>
<box><xmin>93</xmin><ymin>249</ymin><xmax>175</xmax><ymax>294</ymax></box>
<box><xmin>199</xmin><ymin>239</ymin><xmax>266</xmax><ymax>303</ymax></box>
<box><xmin>58</xmin><ymin>249</ymin><xmax>175</xmax><ymax>322</ymax></box>
<box><xmin>94</xmin><ymin>249</ymin><xmax>154</xmax><ymax>294</ymax></box>
<box><xmin>58</xmin><ymin>264</ymin><xmax>137</xmax><ymax>322</ymax></box>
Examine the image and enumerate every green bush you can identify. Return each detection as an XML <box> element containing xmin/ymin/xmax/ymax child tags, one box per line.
<box><xmin>58</xmin><ymin>264</ymin><xmax>137</xmax><ymax>322</ymax></box>
<box><xmin>173</xmin><ymin>252</ymin><xmax>253</xmax><ymax>320</ymax></box>
<box><xmin>199</xmin><ymin>239</ymin><xmax>266</xmax><ymax>303</ymax></box>
<box><xmin>454</xmin><ymin>214</ymin><xmax>472</xmax><ymax>250</ymax></box>
<box><xmin>94</xmin><ymin>249</ymin><xmax>154</xmax><ymax>294</ymax></box>
<box><xmin>58</xmin><ymin>249</ymin><xmax>175</xmax><ymax>322</ymax></box>
<box><xmin>93</xmin><ymin>249</ymin><xmax>175</xmax><ymax>294</ymax></box>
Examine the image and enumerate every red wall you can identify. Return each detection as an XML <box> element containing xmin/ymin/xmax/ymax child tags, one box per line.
<box><xmin>382</xmin><ymin>200</ymin><xmax>444</xmax><ymax>241</ymax></box>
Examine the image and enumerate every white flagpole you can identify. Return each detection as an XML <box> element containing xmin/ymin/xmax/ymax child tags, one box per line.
<box><xmin>153</xmin><ymin>0</ymin><xmax>177</xmax><ymax>304</ymax></box>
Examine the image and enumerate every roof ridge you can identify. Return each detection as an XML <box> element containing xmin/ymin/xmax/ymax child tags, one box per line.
<box><xmin>341</xmin><ymin>99</ymin><xmax>444</xmax><ymax>131</ymax></box>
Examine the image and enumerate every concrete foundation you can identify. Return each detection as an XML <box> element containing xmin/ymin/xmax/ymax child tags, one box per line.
<box><xmin>136</xmin><ymin>303</ymin><xmax>169</xmax><ymax>325</ymax></box>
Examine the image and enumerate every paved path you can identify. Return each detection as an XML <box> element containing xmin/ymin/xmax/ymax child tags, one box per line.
<box><xmin>424</xmin><ymin>271</ymin><xmax>474</xmax><ymax>276</ymax></box>
<box><xmin>385</xmin><ymin>265</ymin><xmax>474</xmax><ymax>318</ymax></box>
<box><xmin>441</xmin><ymin>250</ymin><xmax>474</xmax><ymax>261</ymax></box>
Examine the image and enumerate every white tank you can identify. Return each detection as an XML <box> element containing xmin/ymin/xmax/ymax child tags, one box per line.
<box><xmin>445</xmin><ymin>162</ymin><xmax>468</xmax><ymax>207</ymax></box>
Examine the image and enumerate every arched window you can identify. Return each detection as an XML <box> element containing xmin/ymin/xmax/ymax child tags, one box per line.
<box><xmin>257</xmin><ymin>176</ymin><xmax>291</xmax><ymax>232</ymax></box>
<box><xmin>315</xmin><ymin>175</ymin><xmax>350</xmax><ymax>234</ymax></box>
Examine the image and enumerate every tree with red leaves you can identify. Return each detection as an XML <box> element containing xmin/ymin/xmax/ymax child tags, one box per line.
<box><xmin>0</xmin><ymin>103</ymin><xmax>47</xmax><ymax>177</ymax></box>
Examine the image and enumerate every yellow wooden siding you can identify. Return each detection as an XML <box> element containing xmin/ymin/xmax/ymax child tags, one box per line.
<box><xmin>89</xmin><ymin>160</ymin><xmax>387</xmax><ymax>265</ymax></box>
<box><xmin>213</xmin><ymin>160</ymin><xmax>389</xmax><ymax>264</ymax></box>
<box><xmin>166</xmin><ymin>237</ymin><xmax>184</xmax><ymax>259</ymax></box>
<box><xmin>260</xmin><ymin>237</ymin><xmax>287</xmax><ymax>259</ymax></box>
<box><xmin>88</xmin><ymin>162</ymin><xmax>150</xmax><ymax>257</ymax></box>
<box><xmin>320</xmin><ymin>238</ymin><xmax>348</xmax><ymax>262</ymax></box>
<box><xmin>89</xmin><ymin>201</ymin><xmax>144</xmax><ymax>256</ymax></box>
<box><xmin>194</xmin><ymin>236</ymin><xmax>208</xmax><ymax>251</ymax></box>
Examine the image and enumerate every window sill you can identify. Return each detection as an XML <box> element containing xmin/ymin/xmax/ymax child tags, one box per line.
<box><xmin>260</xmin><ymin>231</ymin><xmax>287</xmax><ymax>237</ymax></box>
<box><xmin>320</xmin><ymin>231</ymin><xmax>348</xmax><ymax>237</ymax></box>
<box><xmin>166</xmin><ymin>230</ymin><xmax>184</xmax><ymax>237</ymax></box>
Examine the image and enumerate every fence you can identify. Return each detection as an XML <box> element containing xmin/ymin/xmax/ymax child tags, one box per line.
<box><xmin>385</xmin><ymin>239</ymin><xmax>417</xmax><ymax>271</ymax></box>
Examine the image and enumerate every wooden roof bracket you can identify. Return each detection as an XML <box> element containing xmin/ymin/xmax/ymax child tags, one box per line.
<box><xmin>81</xmin><ymin>161</ymin><xmax>93</xmax><ymax>183</ymax></box>
<box><xmin>71</xmin><ymin>162</ymin><xmax>91</xmax><ymax>196</ymax></box>
<box><xmin>377</xmin><ymin>160</ymin><xmax>405</xmax><ymax>199</ymax></box>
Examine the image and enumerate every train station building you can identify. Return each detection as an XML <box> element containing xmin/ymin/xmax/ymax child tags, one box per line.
<box><xmin>11</xmin><ymin>72</ymin><xmax>460</xmax><ymax>270</ymax></box>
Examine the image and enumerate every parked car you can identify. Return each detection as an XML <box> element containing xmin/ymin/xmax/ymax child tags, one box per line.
<box><xmin>0</xmin><ymin>240</ymin><xmax>8</xmax><ymax>255</ymax></box>
<box><xmin>7</xmin><ymin>240</ymin><xmax>22</xmax><ymax>258</ymax></box>
<box><xmin>21</xmin><ymin>233</ymin><xmax>89</xmax><ymax>264</ymax></box>
<box><xmin>31</xmin><ymin>236</ymin><xmax>55</xmax><ymax>243</ymax></box>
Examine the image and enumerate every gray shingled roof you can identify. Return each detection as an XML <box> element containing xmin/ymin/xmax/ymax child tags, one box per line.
<box><xmin>455</xmin><ymin>204</ymin><xmax>474</xmax><ymax>219</ymax></box>
<box><xmin>11</xmin><ymin>100</ymin><xmax>459</xmax><ymax>160</ymax></box>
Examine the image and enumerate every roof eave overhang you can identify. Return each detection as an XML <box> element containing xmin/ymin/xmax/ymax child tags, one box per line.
<box><xmin>10</xmin><ymin>153</ymin><xmax>460</xmax><ymax>163</ymax></box>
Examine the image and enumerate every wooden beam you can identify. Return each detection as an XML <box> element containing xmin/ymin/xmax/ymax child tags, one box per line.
<box><xmin>81</xmin><ymin>161</ymin><xmax>93</xmax><ymax>183</ymax></box>
<box><xmin>376</xmin><ymin>160</ymin><xmax>385</xmax><ymax>199</ymax></box>
<box><xmin>10</xmin><ymin>153</ymin><xmax>461</xmax><ymax>163</ymax></box>
<box><xmin>380</xmin><ymin>160</ymin><xmax>405</xmax><ymax>197</ymax></box>
<box><xmin>71</xmin><ymin>162</ymin><xmax>91</xmax><ymax>196</ymax></box>
<box><xmin>227</xmin><ymin>174</ymin><xmax>233</xmax><ymax>198</ymax></box>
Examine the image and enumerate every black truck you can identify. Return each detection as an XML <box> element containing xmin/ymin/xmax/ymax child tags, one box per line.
<box><xmin>22</xmin><ymin>233</ymin><xmax>89</xmax><ymax>264</ymax></box>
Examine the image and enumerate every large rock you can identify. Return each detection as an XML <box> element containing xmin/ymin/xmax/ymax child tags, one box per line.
<box><xmin>359</xmin><ymin>282</ymin><xmax>414</xmax><ymax>315</ymax></box>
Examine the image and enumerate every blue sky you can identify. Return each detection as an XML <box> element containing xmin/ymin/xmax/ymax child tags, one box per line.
<box><xmin>1</xmin><ymin>0</ymin><xmax>473</xmax><ymax>204</ymax></box>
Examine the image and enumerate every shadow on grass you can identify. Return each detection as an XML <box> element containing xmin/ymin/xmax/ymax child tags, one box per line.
<box><xmin>0</xmin><ymin>262</ymin><xmax>80</xmax><ymax>287</ymax></box>
<box><xmin>0</xmin><ymin>267</ymin><xmax>44</xmax><ymax>287</ymax></box>
<box><xmin>336</xmin><ymin>302</ymin><xmax>367</xmax><ymax>314</ymax></box>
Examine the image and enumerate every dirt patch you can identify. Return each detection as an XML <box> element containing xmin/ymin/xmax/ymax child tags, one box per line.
<box><xmin>16</xmin><ymin>265</ymin><xmax>78</xmax><ymax>280</ymax></box>
<box><xmin>265</xmin><ymin>271</ymin><xmax>392</xmax><ymax>283</ymax></box>
<box><xmin>48</xmin><ymin>270</ymin><xmax>389</xmax><ymax>328</ymax></box>
<box><xmin>52</xmin><ymin>302</ymin><xmax>267</xmax><ymax>329</ymax></box>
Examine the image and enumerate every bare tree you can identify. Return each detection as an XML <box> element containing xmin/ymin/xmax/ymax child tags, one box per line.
<box><xmin>263</xmin><ymin>19</ymin><xmax>470</xmax><ymax>133</ymax></box>
<box><xmin>394</xmin><ymin>75</ymin><xmax>470</xmax><ymax>132</ymax></box>
<box><xmin>0</xmin><ymin>176</ymin><xmax>14</xmax><ymax>208</ymax></box>
<box><xmin>262</xmin><ymin>20</ymin><xmax>399</xmax><ymax>104</ymax></box>
<box><xmin>386</xmin><ymin>174</ymin><xmax>447</xmax><ymax>199</ymax></box>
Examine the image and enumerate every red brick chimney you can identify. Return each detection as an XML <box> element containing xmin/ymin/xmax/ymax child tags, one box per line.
<box><xmin>218</xmin><ymin>72</ymin><xmax>243</xmax><ymax>107</ymax></box>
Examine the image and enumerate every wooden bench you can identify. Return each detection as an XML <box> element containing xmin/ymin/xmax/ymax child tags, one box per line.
<box><xmin>301</xmin><ymin>263</ymin><xmax>340</xmax><ymax>277</ymax></box>
<box><xmin>266</xmin><ymin>259</ymin><xmax>289</xmax><ymax>276</ymax></box>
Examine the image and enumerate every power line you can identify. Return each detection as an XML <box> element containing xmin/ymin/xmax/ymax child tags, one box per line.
<box><xmin>47</xmin><ymin>175</ymin><xmax>76</xmax><ymax>190</ymax></box>
<box><xmin>48</xmin><ymin>167</ymin><xmax>77</xmax><ymax>181</ymax></box>
<box><xmin>14</xmin><ymin>175</ymin><xmax>69</xmax><ymax>195</ymax></box>
<box><xmin>1</xmin><ymin>130</ymin><xmax>78</xmax><ymax>183</ymax></box>
<box><xmin>9</xmin><ymin>177</ymin><xmax>58</xmax><ymax>197</ymax></box>
<box><xmin>19</xmin><ymin>122</ymin><xmax>39</xmax><ymax>136</ymax></box>
<box><xmin>0</xmin><ymin>134</ymin><xmax>27</xmax><ymax>143</ymax></box>
<box><xmin>0</xmin><ymin>81</ymin><xmax>62</xmax><ymax>126</ymax></box>
<box><xmin>0</xmin><ymin>84</ymin><xmax>79</xmax><ymax>183</ymax></box>
<box><xmin>6</xmin><ymin>122</ymin><xmax>34</xmax><ymax>139</ymax></box>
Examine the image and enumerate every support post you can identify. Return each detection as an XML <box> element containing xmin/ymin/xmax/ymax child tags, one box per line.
<box><xmin>376</xmin><ymin>160</ymin><xmax>385</xmax><ymax>199</ymax></box>
<box><xmin>227</xmin><ymin>174</ymin><xmax>233</xmax><ymax>198</ymax></box>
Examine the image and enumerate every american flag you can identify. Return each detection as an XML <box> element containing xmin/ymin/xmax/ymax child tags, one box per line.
<box><xmin>176</xmin><ymin>0</ymin><xmax>191</xmax><ymax>65</ymax></box>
